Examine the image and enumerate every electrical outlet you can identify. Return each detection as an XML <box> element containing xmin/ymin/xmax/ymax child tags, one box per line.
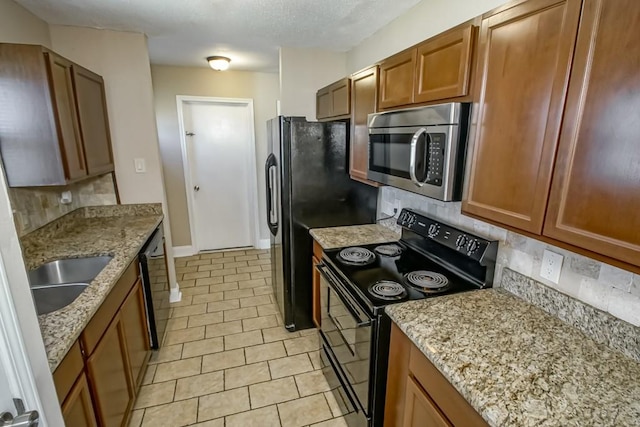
<box><xmin>393</xmin><ymin>200</ymin><xmax>402</xmax><ymax>217</ymax></box>
<box><xmin>381</xmin><ymin>201</ymin><xmax>395</xmax><ymax>216</ymax></box>
<box><xmin>540</xmin><ymin>250</ymin><xmax>563</xmax><ymax>284</ymax></box>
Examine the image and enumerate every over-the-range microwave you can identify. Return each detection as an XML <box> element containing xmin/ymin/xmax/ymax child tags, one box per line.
<box><xmin>367</xmin><ymin>102</ymin><xmax>471</xmax><ymax>201</ymax></box>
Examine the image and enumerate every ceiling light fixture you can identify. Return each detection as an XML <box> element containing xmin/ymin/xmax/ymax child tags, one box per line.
<box><xmin>207</xmin><ymin>56</ymin><xmax>231</xmax><ymax>71</ymax></box>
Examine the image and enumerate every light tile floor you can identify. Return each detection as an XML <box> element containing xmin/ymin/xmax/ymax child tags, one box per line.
<box><xmin>129</xmin><ymin>249</ymin><xmax>350</xmax><ymax>427</ymax></box>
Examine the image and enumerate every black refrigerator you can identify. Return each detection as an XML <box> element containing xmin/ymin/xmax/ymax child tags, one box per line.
<box><xmin>265</xmin><ymin>116</ymin><xmax>378</xmax><ymax>331</ymax></box>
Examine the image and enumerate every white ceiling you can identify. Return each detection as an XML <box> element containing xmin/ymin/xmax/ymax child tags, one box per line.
<box><xmin>15</xmin><ymin>0</ymin><xmax>422</xmax><ymax>73</ymax></box>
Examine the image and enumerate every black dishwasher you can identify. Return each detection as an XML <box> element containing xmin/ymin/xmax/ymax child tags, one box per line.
<box><xmin>139</xmin><ymin>226</ymin><xmax>170</xmax><ymax>349</ymax></box>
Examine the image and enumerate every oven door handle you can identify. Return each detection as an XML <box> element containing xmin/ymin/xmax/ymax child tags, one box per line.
<box><xmin>317</xmin><ymin>264</ymin><xmax>371</xmax><ymax>328</ymax></box>
<box><xmin>409</xmin><ymin>127</ymin><xmax>428</xmax><ymax>187</ymax></box>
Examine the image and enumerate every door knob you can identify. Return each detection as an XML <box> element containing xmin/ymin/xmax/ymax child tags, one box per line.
<box><xmin>194</xmin><ymin>186</ymin><xmax>200</xmax><ymax>192</ymax></box>
<box><xmin>0</xmin><ymin>411</ymin><xmax>39</xmax><ymax>427</ymax></box>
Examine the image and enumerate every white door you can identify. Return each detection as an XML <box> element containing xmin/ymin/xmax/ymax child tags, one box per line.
<box><xmin>183</xmin><ymin>100</ymin><xmax>255</xmax><ymax>251</ymax></box>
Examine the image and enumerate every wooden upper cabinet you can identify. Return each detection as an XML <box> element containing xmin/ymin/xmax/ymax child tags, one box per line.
<box><xmin>349</xmin><ymin>66</ymin><xmax>380</xmax><ymax>186</ymax></box>
<box><xmin>378</xmin><ymin>49</ymin><xmax>416</xmax><ymax>109</ymax></box>
<box><xmin>544</xmin><ymin>0</ymin><xmax>640</xmax><ymax>267</ymax></box>
<box><xmin>414</xmin><ymin>24</ymin><xmax>476</xmax><ymax>104</ymax></box>
<box><xmin>316</xmin><ymin>78</ymin><xmax>350</xmax><ymax>120</ymax></box>
<box><xmin>72</xmin><ymin>65</ymin><xmax>114</xmax><ymax>176</ymax></box>
<box><xmin>462</xmin><ymin>0</ymin><xmax>583</xmax><ymax>234</ymax></box>
<box><xmin>45</xmin><ymin>52</ymin><xmax>87</xmax><ymax>181</ymax></box>
<box><xmin>0</xmin><ymin>43</ymin><xmax>114</xmax><ymax>187</ymax></box>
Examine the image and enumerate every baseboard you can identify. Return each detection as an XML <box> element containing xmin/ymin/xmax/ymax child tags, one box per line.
<box><xmin>256</xmin><ymin>239</ymin><xmax>271</xmax><ymax>250</ymax></box>
<box><xmin>169</xmin><ymin>285</ymin><xmax>182</xmax><ymax>303</ymax></box>
<box><xmin>172</xmin><ymin>245</ymin><xmax>196</xmax><ymax>258</ymax></box>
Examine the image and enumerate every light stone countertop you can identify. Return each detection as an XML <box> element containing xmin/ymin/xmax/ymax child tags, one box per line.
<box><xmin>386</xmin><ymin>289</ymin><xmax>640</xmax><ymax>426</ymax></box>
<box><xmin>310</xmin><ymin>224</ymin><xmax>400</xmax><ymax>249</ymax></box>
<box><xmin>20</xmin><ymin>204</ymin><xmax>163</xmax><ymax>371</ymax></box>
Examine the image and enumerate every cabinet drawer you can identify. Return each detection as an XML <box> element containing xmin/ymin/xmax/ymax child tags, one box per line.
<box><xmin>409</xmin><ymin>345</ymin><xmax>488</xmax><ymax>426</ymax></box>
<box><xmin>53</xmin><ymin>340</ymin><xmax>84</xmax><ymax>404</ymax></box>
<box><xmin>81</xmin><ymin>261</ymin><xmax>139</xmax><ymax>355</ymax></box>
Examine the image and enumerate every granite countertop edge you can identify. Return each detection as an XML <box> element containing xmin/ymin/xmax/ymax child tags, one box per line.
<box><xmin>309</xmin><ymin>223</ymin><xmax>400</xmax><ymax>249</ymax></box>
<box><xmin>385</xmin><ymin>289</ymin><xmax>640</xmax><ymax>427</ymax></box>
<box><xmin>27</xmin><ymin>208</ymin><xmax>164</xmax><ymax>372</ymax></box>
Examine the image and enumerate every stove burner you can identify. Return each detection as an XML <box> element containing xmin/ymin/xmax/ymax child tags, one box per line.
<box><xmin>368</xmin><ymin>281</ymin><xmax>407</xmax><ymax>300</ymax></box>
<box><xmin>338</xmin><ymin>247</ymin><xmax>375</xmax><ymax>266</ymax></box>
<box><xmin>405</xmin><ymin>271</ymin><xmax>450</xmax><ymax>292</ymax></box>
<box><xmin>374</xmin><ymin>244</ymin><xmax>403</xmax><ymax>257</ymax></box>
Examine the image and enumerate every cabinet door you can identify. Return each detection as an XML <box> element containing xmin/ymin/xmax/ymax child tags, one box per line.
<box><xmin>544</xmin><ymin>0</ymin><xmax>640</xmax><ymax>267</ymax></box>
<box><xmin>44</xmin><ymin>52</ymin><xmax>87</xmax><ymax>181</ymax></box>
<box><xmin>87</xmin><ymin>314</ymin><xmax>133</xmax><ymax>427</ymax></box>
<box><xmin>350</xmin><ymin>67</ymin><xmax>379</xmax><ymax>185</ymax></box>
<box><xmin>61</xmin><ymin>372</ymin><xmax>98</xmax><ymax>427</ymax></box>
<box><xmin>72</xmin><ymin>65</ymin><xmax>114</xmax><ymax>176</ymax></box>
<box><xmin>414</xmin><ymin>24</ymin><xmax>476</xmax><ymax>103</ymax></box>
<box><xmin>402</xmin><ymin>377</ymin><xmax>452</xmax><ymax>427</ymax></box>
<box><xmin>120</xmin><ymin>279</ymin><xmax>150</xmax><ymax>389</ymax></box>
<box><xmin>462</xmin><ymin>0</ymin><xmax>582</xmax><ymax>233</ymax></box>
<box><xmin>316</xmin><ymin>88</ymin><xmax>332</xmax><ymax>120</ymax></box>
<box><xmin>330</xmin><ymin>78</ymin><xmax>350</xmax><ymax>117</ymax></box>
<box><xmin>378</xmin><ymin>49</ymin><xmax>416</xmax><ymax>109</ymax></box>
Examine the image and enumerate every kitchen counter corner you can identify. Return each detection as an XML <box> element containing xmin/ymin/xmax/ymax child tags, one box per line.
<box><xmin>385</xmin><ymin>289</ymin><xmax>640</xmax><ymax>427</ymax></box>
<box><xmin>21</xmin><ymin>204</ymin><xmax>163</xmax><ymax>371</ymax></box>
<box><xmin>310</xmin><ymin>224</ymin><xmax>400</xmax><ymax>249</ymax></box>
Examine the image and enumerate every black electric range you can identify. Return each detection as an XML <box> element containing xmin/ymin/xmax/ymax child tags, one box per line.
<box><xmin>317</xmin><ymin>208</ymin><xmax>498</xmax><ymax>427</ymax></box>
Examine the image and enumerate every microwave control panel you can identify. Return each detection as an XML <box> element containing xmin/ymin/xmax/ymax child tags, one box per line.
<box><xmin>425</xmin><ymin>133</ymin><xmax>445</xmax><ymax>186</ymax></box>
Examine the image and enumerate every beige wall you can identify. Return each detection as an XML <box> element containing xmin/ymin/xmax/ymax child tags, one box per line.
<box><xmin>279</xmin><ymin>47</ymin><xmax>347</xmax><ymax>119</ymax></box>
<box><xmin>0</xmin><ymin>2</ymin><xmax>65</xmax><ymax>425</ymax></box>
<box><xmin>48</xmin><ymin>25</ymin><xmax>178</xmax><ymax>290</ymax></box>
<box><xmin>346</xmin><ymin>0</ymin><xmax>509</xmax><ymax>74</ymax></box>
<box><xmin>0</xmin><ymin>0</ymin><xmax>51</xmax><ymax>46</ymax></box>
<box><xmin>151</xmin><ymin>66</ymin><xmax>279</xmax><ymax>247</ymax></box>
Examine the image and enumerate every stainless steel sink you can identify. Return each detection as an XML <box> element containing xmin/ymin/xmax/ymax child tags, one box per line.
<box><xmin>29</xmin><ymin>255</ymin><xmax>113</xmax><ymax>315</ymax></box>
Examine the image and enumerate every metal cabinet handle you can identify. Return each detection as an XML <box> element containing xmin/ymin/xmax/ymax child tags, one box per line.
<box><xmin>409</xmin><ymin>127</ymin><xmax>428</xmax><ymax>187</ymax></box>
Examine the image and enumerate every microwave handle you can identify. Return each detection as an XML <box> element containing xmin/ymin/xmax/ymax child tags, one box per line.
<box><xmin>409</xmin><ymin>127</ymin><xmax>429</xmax><ymax>187</ymax></box>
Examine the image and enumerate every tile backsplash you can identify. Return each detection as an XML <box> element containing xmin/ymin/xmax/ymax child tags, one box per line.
<box><xmin>378</xmin><ymin>186</ymin><xmax>640</xmax><ymax>327</ymax></box>
<box><xmin>9</xmin><ymin>173</ymin><xmax>118</xmax><ymax>236</ymax></box>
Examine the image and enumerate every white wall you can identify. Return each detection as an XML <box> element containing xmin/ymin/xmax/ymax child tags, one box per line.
<box><xmin>346</xmin><ymin>0</ymin><xmax>509</xmax><ymax>74</ymax></box>
<box><xmin>151</xmin><ymin>65</ymin><xmax>279</xmax><ymax>248</ymax></box>
<box><xmin>49</xmin><ymin>26</ymin><xmax>178</xmax><ymax>292</ymax></box>
<box><xmin>0</xmin><ymin>2</ymin><xmax>66</xmax><ymax>424</ymax></box>
<box><xmin>279</xmin><ymin>47</ymin><xmax>347</xmax><ymax>119</ymax></box>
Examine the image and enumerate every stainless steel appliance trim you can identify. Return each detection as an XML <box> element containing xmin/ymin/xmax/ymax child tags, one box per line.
<box><xmin>409</xmin><ymin>127</ymin><xmax>428</xmax><ymax>187</ymax></box>
<box><xmin>368</xmin><ymin>103</ymin><xmax>461</xmax><ymax>128</ymax></box>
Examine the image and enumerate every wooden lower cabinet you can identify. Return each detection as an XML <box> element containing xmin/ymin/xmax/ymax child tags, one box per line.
<box><xmin>121</xmin><ymin>279</ymin><xmax>151</xmax><ymax>389</ymax></box>
<box><xmin>312</xmin><ymin>240</ymin><xmax>323</xmax><ymax>328</ymax></box>
<box><xmin>386</xmin><ymin>323</ymin><xmax>488</xmax><ymax>427</ymax></box>
<box><xmin>87</xmin><ymin>313</ymin><xmax>134</xmax><ymax>427</ymax></box>
<box><xmin>403</xmin><ymin>377</ymin><xmax>451</xmax><ymax>427</ymax></box>
<box><xmin>61</xmin><ymin>373</ymin><xmax>98</xmax><ymax>427</ymax></box>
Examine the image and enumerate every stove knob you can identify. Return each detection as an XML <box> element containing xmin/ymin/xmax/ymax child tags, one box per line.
<box><xmin>467</xmin><ymin>239</ymin><xmax>480</xmax><ymax>254</ymax></box>
<box><xmin>455</xmin><ymin>235</ymin><xmax>467</xmax><ymax>249</ymax></box>
<box><xmin>427</xmin><ymin>223</ymin><xmax>440</xmax><ymax>238</ymax></box>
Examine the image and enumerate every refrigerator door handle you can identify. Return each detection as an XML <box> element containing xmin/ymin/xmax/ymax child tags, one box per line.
<box><xmin>265</xmin><ymin>154</ymin><xmax>279</xmax><ymax>235</ymax></box>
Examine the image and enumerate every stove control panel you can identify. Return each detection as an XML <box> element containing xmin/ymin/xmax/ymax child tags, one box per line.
<box><xmin>397</xmin><ymin>208</ymin><xmax>497</xmax><ymax>263</ymax></box>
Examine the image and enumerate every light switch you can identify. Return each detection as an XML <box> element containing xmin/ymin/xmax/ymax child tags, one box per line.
<box><xmin>134</xmin><ymin>158</ymin><xmax>146</xmax><ymax>173</ymax></box>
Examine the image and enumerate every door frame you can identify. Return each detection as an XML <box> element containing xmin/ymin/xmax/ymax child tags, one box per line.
<box><xmin>176</xmin><ymin>96</ymin><xmax>260</xmax><ymax>252</ymax></box>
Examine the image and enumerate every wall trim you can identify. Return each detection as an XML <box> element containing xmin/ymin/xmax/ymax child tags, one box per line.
<box><xmin>169</xmin><ymin>285</ymin><xmax>182</xmax><ymax>303</ymax></box>
<box><xmin>257</xmin><ymin>239</ymin><xmax>271</xmax><ymax>250</ymax></box>
<box><xmin>173</xmin><ymin>245</ymin><xmax>197</xmax><ymax>258</ymax></box>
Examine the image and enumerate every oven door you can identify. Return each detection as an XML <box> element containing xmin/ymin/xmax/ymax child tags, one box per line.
<box><xmin>318</xmin><ymin>263</ymin><xmax>372</xmax><ymax>418</ymax></box>
<box><xmin>367</xmin><ymin>125</ymin><xmax>458</xmax><ymax>201</ymax></box>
